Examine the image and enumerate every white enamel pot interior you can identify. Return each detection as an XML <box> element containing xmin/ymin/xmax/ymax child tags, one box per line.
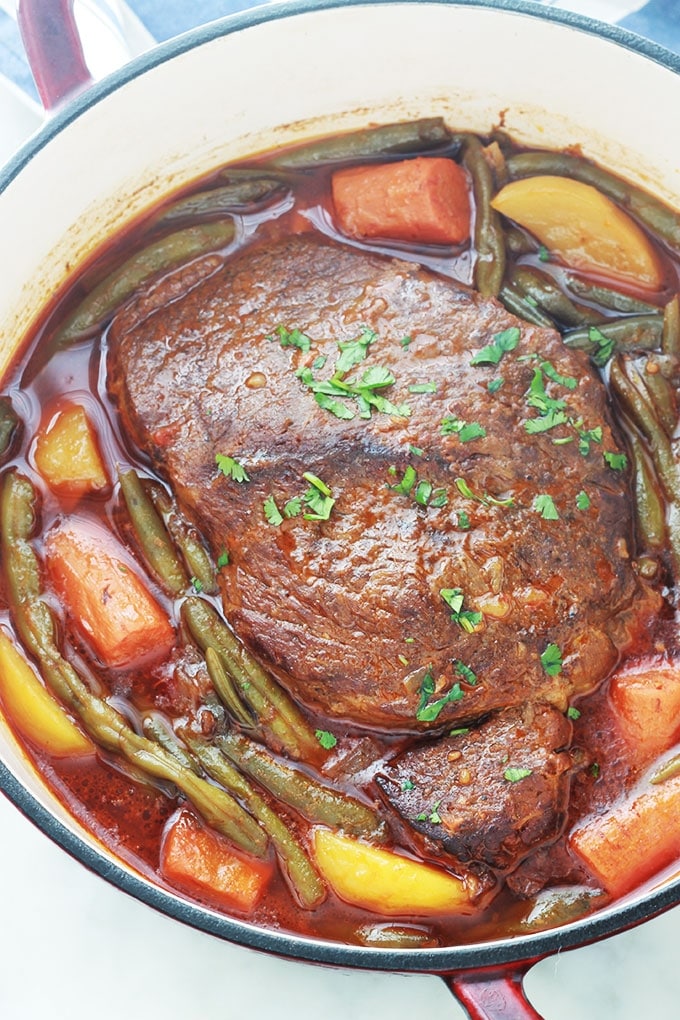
<box><xmin>1</xmin><ymin>2</ymin><xmax>680</xmax><ymax>1017</ymax></box>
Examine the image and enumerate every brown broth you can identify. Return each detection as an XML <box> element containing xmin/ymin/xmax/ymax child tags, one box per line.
<box><xmin>2</xmin><ymin>125</ymin><xmax>680</xmax><ymax>947</ymax></box>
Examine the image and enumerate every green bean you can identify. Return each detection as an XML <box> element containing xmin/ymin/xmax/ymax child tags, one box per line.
<box><xmin>565</xmin><ymin>276</ymin><xmax>660</xmax><ymax>316</ymax></box>
<box><xmin>609</xmin><ymin>358</ymin><xmax>680</xmax><ymax>507</ymax></box>
<box><xmin>184</xmin><ymin>732</ymin><xmax>326</xmax><ymax>909</ymax></box>
<box><xmin>632</xmin><ymin>356</ymin><xmax>678</xmax><ymax>436</ymax></box>
<box><xmin>0</xmin><ymin>398</ymin><xmax>19</xmax><ymax>462</ymax></box>
<box><xmin>147</xmin><ymin>482</ymin><xmax>218</xmax><ymax>595</ymax></box>
<box><xmin>650</xmin><ymin>752</ymin><xmax>680</xmax><ymax>784</ymax></box>
<box><xmin>181</xmin><ymin>596</ymin><xmax>322</xmax><ymax>763</ymax></box>
<box><xmin>142</xmin><ymin>714</ymin><xmax>199</xmax><ymax>773</ymax></box>
<box><xmin>0</xmin><ymin>470</ymin><xmax>267</xmax><ymax>857</ymax></box>
<box><xmin>564</xmin><ymin>315</ymin><xmax>664</xmax><ymax>360</ymax></box>
<box><xmin>156</xmin><ymin>179</ymin><xmax>288</xmax><ymax>227</ymax></box>
<box><xmin>504</xmin><ymin>225</ymin><xmax>536</xmax><ymax>256</ymax></box>
<box><xmin>506</xmin><ymin>151</ymin><xmax>680</xmax><ymax>254</ymax></box>
<box><xmin>267</xmin><ymin>118</ymin><xmax>454</xmax><ymax>170</ymax></box>
<box><xmin>218</xmin><ymin>730</ymin><xmax>386</xmax><ymax>841</ymax></box>
<box><xmin>54</xmin><ymin>220</ymin><xmax>235</xmax><ymax>345</ymax></box>
<box><xmin>498</xmin><ymin>283</ymin><xmax>555</xmax><ymax>328</ymax></box>
<box><xmin>662</xmin><ymin>295</ymin><xmax>680</xmax><ymax>356</ymax></box>
<box><xmin>509</xmin><ymin>265</ymin><xmax>602</xmax><ymax>328</ymax></box>
<box><xmin>205</xmin><ymin>646</ymin><xmax>255</xmax><ymax>728</ymax></box>
<box><xmin>463</xmin><ymin>135</ymin><xmax>506</xmax><ymax>297</ymax></box>
<box><xmin>118</xmin><ymin>469</ymin><xmax>188</xmax><ymax>596</ymax></box>
<box><xmin>627</xmin><ymin>428</ymin><xmax>667</xmax><ymax>550</ymax></box>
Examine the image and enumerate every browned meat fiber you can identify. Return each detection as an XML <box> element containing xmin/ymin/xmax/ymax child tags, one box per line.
<box><xmin>108</xmin><ymin>234</ymin><xmax>654</xmax><ymax>731</ymax></box>
<box><xmin>377</xmin><ymin>702</ymin><xmax>573</xmax><ymax>872</ymax></box>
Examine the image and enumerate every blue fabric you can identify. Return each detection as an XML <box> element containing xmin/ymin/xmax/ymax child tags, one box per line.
<box><xmin>620</xmin><ymin>0</ymin><xmax>680</xmax><ymax>54</ymax></box>
<box><xmin>1</xmin><ymin>0</ymin><xmax>678</xmax><ymax>105</ymax></box>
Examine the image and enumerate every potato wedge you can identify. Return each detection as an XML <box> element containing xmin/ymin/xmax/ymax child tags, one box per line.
<box><xmin>491</xmin><ymin>176</ymin><xmax>664</xmax><ymax>290</ymax></box>
<box><xmin>313</xmin><ymin>828</ymin><xmax>478</xmax><ymax>916</ymax></box>
<box><xmin>0</xmin><ymin>627</ymin><xmax>92</xmax><ymax>757</ymax></box>
<box><xmin>34</xmin><ymin>403</ymin><xmax>109</xmax><ymax>497</ymax></box>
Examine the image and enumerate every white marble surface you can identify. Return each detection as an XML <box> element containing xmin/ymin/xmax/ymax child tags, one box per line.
<box><xmin>1</xmin><ymin>788</ymin><xmax>680</xmax><ymax>1020</ymax></box>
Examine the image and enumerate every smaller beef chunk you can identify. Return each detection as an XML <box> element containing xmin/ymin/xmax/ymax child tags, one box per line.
<box><xmin>377</xmin><ymin>702</ymin><xmax>573</xmax><ymax>872</ymax></box>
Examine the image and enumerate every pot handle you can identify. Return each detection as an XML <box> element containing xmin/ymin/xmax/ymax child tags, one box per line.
<box><xmin>16</xmin><ymin>0</ymin><xmax>94</xmax><ymax>110</ymax></box>
<box><xmin>442</xmin><ymin>965</ymin><xmax>545</xmax><ymax>1020</ymax></box>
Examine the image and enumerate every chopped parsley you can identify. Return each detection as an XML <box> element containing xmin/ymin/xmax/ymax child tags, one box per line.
<box><xmin>470</xmin><ymin>326</ymin><xmax>521</xmax><ymax>366</ymax></box>
<box><xmin>587</xmin><ymin>326</ymin><xmax>615</xmax><ymax>367</ymax></box>
<box><xmin>441</xmin><ymin>417</ymin><xmax>487</xmax><ymax>442</ymax></box>
<box><xmin>577</xmin><ymin>424</ymin><xmax>603</xmax><ymax>456</ymax></box>
<box><xmin>408</xmin><ymin>444</ymin><xmax>424</xmax><ymax>457</ymax></box>
<box><xmin>454</xmin><ymin>660</ymin><xmax>477</xmax><ymax>686</ymax></box>
<box><xmin>455</xmin><ymin>477</ymin><xmax>514</xmax><ymax>507</ymax></box>
<box><xmin>409</xmin><ymin>382</ymin><xmax>437</xmax><ymax>394</ymax></box>
<box><xmin>449</xmin><ymin>727</ymin><xmax>470</xmax><ymax>737</ymax></box>
<box><xmin>294</xmin><ymin>327</ymin><xmax>411</xmax><ymax>421</ymax></box>
<box><xmin>590</xmin><ymin>762</ymin><xmax>601</xmax><ymax>779</ymax></box>
<box><xmin>488</xmin><ymin>377</ymin><xmax>504</xmax><ymax>393</ymax></box>
<box><xmin>576</xmin><ymin>490</ymin><xmax>591</xmax><ymax>511</ymax></box>
<box><xmin>440</xmin><ymin>588</ymin><xmax>483</xmax><ymax>633</ymax></box>
<box><xmin>190</xmin><ymin>577</ymin><xmax>203</xmax><ymax>593</ymax></box>
<box><xmin>315</xmin><ymin>729</ymin><xmax>337</xmax><ymax>750</ymax></box>
<box><xmin>416</xmin><ymin>800</ymin><xmax>443</xmax><ymax>824</ymax></box>
<box><xmin>263</xmin><ymin>495</ymin><xmax>284</xmax><ymax>526</ymax></box>
<box><xmin>216</xmin><ymin>549</ymin><xmax>230</xmax><ymax>569</ymax></box>
<box><xmin>415</xmin><ymin>668</ymin><xmax>465</xmax><ymax>722</ymax></box>
<box><xmin>400</xmin><ymin>335</ymin><xmax>413</xmax><ymax>349</ymax></box>
<box><xmin>215</xmin><ymin>454</ymin><xmax>250</xmax><ymax>483</ymax></box>
<box><xmin>303</xmin><ymin>472</ymin><xmax>335</xmax><ymax>521</ymax></box>
<box><xmin>401</xmin><ymin>778</ymin><xmax>415</xmax><ymax>791</ymax></box>
<box><xmin>504</xmin><ymin>767</ymin><xmax>533</xmax><ymax>783</ymax></box>
<box><xmin>457</xmin><ymin>511</ymin><xmax>471</xmax><ymax>530</ymax></box>
<box><xmin>391</xmin><ymin>466</ymin><xmax>446</xmax><ymax>509</ymax></box>
<box><xmin>604</xmin><ymin>450</ymin><xmax>628</xmax><ymax>471</ymax></box>
<box><xmin>540</xmin><ymin>642</ymin><xmax>563</xmax><ymax>677</ymax></box>
<box><xmin>268</xmin><ymin>324</ymin><xmax>312</xmax><ymax>353</ymax></box>
<box><xmin>538</xmin><ymin>244</ymin><xmax>550</xmax><ymax>263</ymax></box>
<box><xmin>533</xmin><ymin>493</ymin><xmax>559</xmax><ymax>520</ymax></box>
<box><xmin>567</xmin><ymin>706</ymin><xmax>581</xmax><ymax>720</ymax></box>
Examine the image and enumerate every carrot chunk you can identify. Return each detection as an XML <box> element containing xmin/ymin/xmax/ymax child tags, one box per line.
<box><xmin>44</xmin><ymin>517</ymin><xmax>174</xmax><ymax>670</ymax></box>
<box><xmin>332</xmin><ymin>157</ymin><xmax>471</xmax><ymax>245</ymax></box>
<box><xmin>160</xmin><ymin>809</ymin><xmax>272</xmax><ymax>912</ymax></box>
<box><xmin>570</xmin><ymin>774</ymin><xmax>680</xmax><ymax>897</ymax></box>
<box><xmin>609</xmin><ymin>658</ymin><xmax>680</xmax><ymax>762</ymax></box>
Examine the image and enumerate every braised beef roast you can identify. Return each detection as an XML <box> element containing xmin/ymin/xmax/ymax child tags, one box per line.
<box><xmin>107</xmin><ymin>234</ymin><xmax>656</xmax><ymax>733</ymax></box>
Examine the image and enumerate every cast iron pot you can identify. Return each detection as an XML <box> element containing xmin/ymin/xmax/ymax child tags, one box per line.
<box><xmin>2</xmin><ymin>1</ymin><xmax>680</xmax><ymax>1016</ymax></box>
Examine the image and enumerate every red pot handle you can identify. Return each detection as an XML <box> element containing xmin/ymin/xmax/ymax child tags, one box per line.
<box><xmin>17</xmin><ymin>0</ymin><xmax>94</xmax><ymax>110</ymax></box>
<box><xmin>443</xmin><ymin>965</ymin><xmax>545</xmax><ymax>1020</ymax></box>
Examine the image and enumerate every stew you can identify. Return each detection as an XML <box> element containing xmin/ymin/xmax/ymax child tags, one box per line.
<box><xmin>1</xmin><ymin>118</ymin><xmax>680</xmax><ymax>950</ymax></box>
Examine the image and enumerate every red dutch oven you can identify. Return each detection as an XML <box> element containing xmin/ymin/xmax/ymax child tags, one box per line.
<box><xmin>1</xmin><ymin>2</ymin><xmax>680</xmax><ymax>1017</ymax></box>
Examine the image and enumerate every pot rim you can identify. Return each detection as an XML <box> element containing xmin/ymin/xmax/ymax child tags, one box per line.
<box><xmin>2</xmin><ymin>0</ymin><xmax>680</xmax><ymax>974</ymax></box>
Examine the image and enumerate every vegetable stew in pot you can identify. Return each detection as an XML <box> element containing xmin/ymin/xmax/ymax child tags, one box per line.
<box><xmin>2</xmin><ymin>118</ymin><xmax>680</xmax><ymax>950</ymax></box>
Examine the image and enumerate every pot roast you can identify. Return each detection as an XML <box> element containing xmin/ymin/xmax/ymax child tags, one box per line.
<box><xmin>107</xmin><ymin>233</ymin><xmax>654</xmax><ymax>739</ymax></box>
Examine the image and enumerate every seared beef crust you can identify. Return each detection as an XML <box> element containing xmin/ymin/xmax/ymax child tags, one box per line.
<box><xmin>377</xmin><ymin>702</ymin><xmax>573</xmax><ymax>871</ymax></box>
<box><xmin>108</xmin><ymin>234</ymin><xmax>652</xmax><ymax>730</ymax></box>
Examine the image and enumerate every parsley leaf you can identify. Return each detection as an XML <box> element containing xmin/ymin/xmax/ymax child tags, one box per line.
<box><xmin>263</xmin><ymin>495</ymin><xmax>284</xmax><ymax>526</ymax></box>
<box><xmin>315</xmin><ymin>729</ymin><xmax>337</xmax><ymax>750</ymax></box>
<box><xmin>488</xmin><ymin>377</ymin><xmax>504</xmax><ymax>393</ymax></box>
<box><xmin>470</xmin><ymin>326</ymin><xmax>521</xmax><ymax>366</ymax></box>
<box><xmin>504</xmin><ymin>767</ymin><xmax>533</xmax><ymax>783</ymax></box>
<box><xmin>454</xmin><ymin>660</ymin><xmax>477</xmax><ymax>685</ymax></box>
<box><xmin>540</xmin><ymin>642</ymin><xmax>563</xmax><ymax>676</ymax></box>
<box><xmin>409</xmin><ymin>382</ymin><xmax>438</xmax><ymax>394</ymax></box>
<box><xmin>303</xmin><ymin>473</ymin><xmax>335</xmax><ymax>521</ymax></box>
<box><xmin>440</xmin><ymin>588</ymin><xmax>483</xmax><ymax>633</ymax></box>
<box><xmin>416</xmin><ymin>682</ymin><xmax>464</xmax><ymax>722</ymax></box>
<box><xmin>567</xmin><ymin>706</ymin><xmax>581</xmax><ymax>720</ymax></box>
<box><xmin>604</xmin><ymin>451</ymin><xmax>628</xmax><ymax>471</ymax></box>
<box><xmin>216</xmin><ymin>549</ymin><xmax>229</xmax><ymax>569</ymax></box>
<box><xmin>283</xmin><ymin>496</ymin><xmax>303</xmax><ymax>518</ymax></box>
<box><xmin>215</xmin><ymin>454</ymin><xmax>250</xmax><ymax>483</ymax></box>
<box><xmin>335</xmin><ymin>327</ymin><xmax>377</xmax><ymax>374</ymax></box>
<box><xmin>441</xmin><ymin>417</ymin><xmax>487</xmax><ymax>442</ymax></box>
<box><xmin>268</xmin><ymin>324</ymin><xmax>312</xmax><ymax>353</ymax></box>
<box><xmin>533</xmin><ymin>493</ymin><xmax>559</xmax><ymax>520</ymax></box>
<box><xmin>524</xmin><ymin>408</ymin><xmax>569</xmax><ymax>434</ymax></box>
<box><xmin>588</xmin><ymin>326</ymin><xmax>615</xmax><ymax>367</ymax></box>
<box><xmin>576</xmin><ymin>490</ymin><xmax>591</xmax><ymax>511</ymax></box>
